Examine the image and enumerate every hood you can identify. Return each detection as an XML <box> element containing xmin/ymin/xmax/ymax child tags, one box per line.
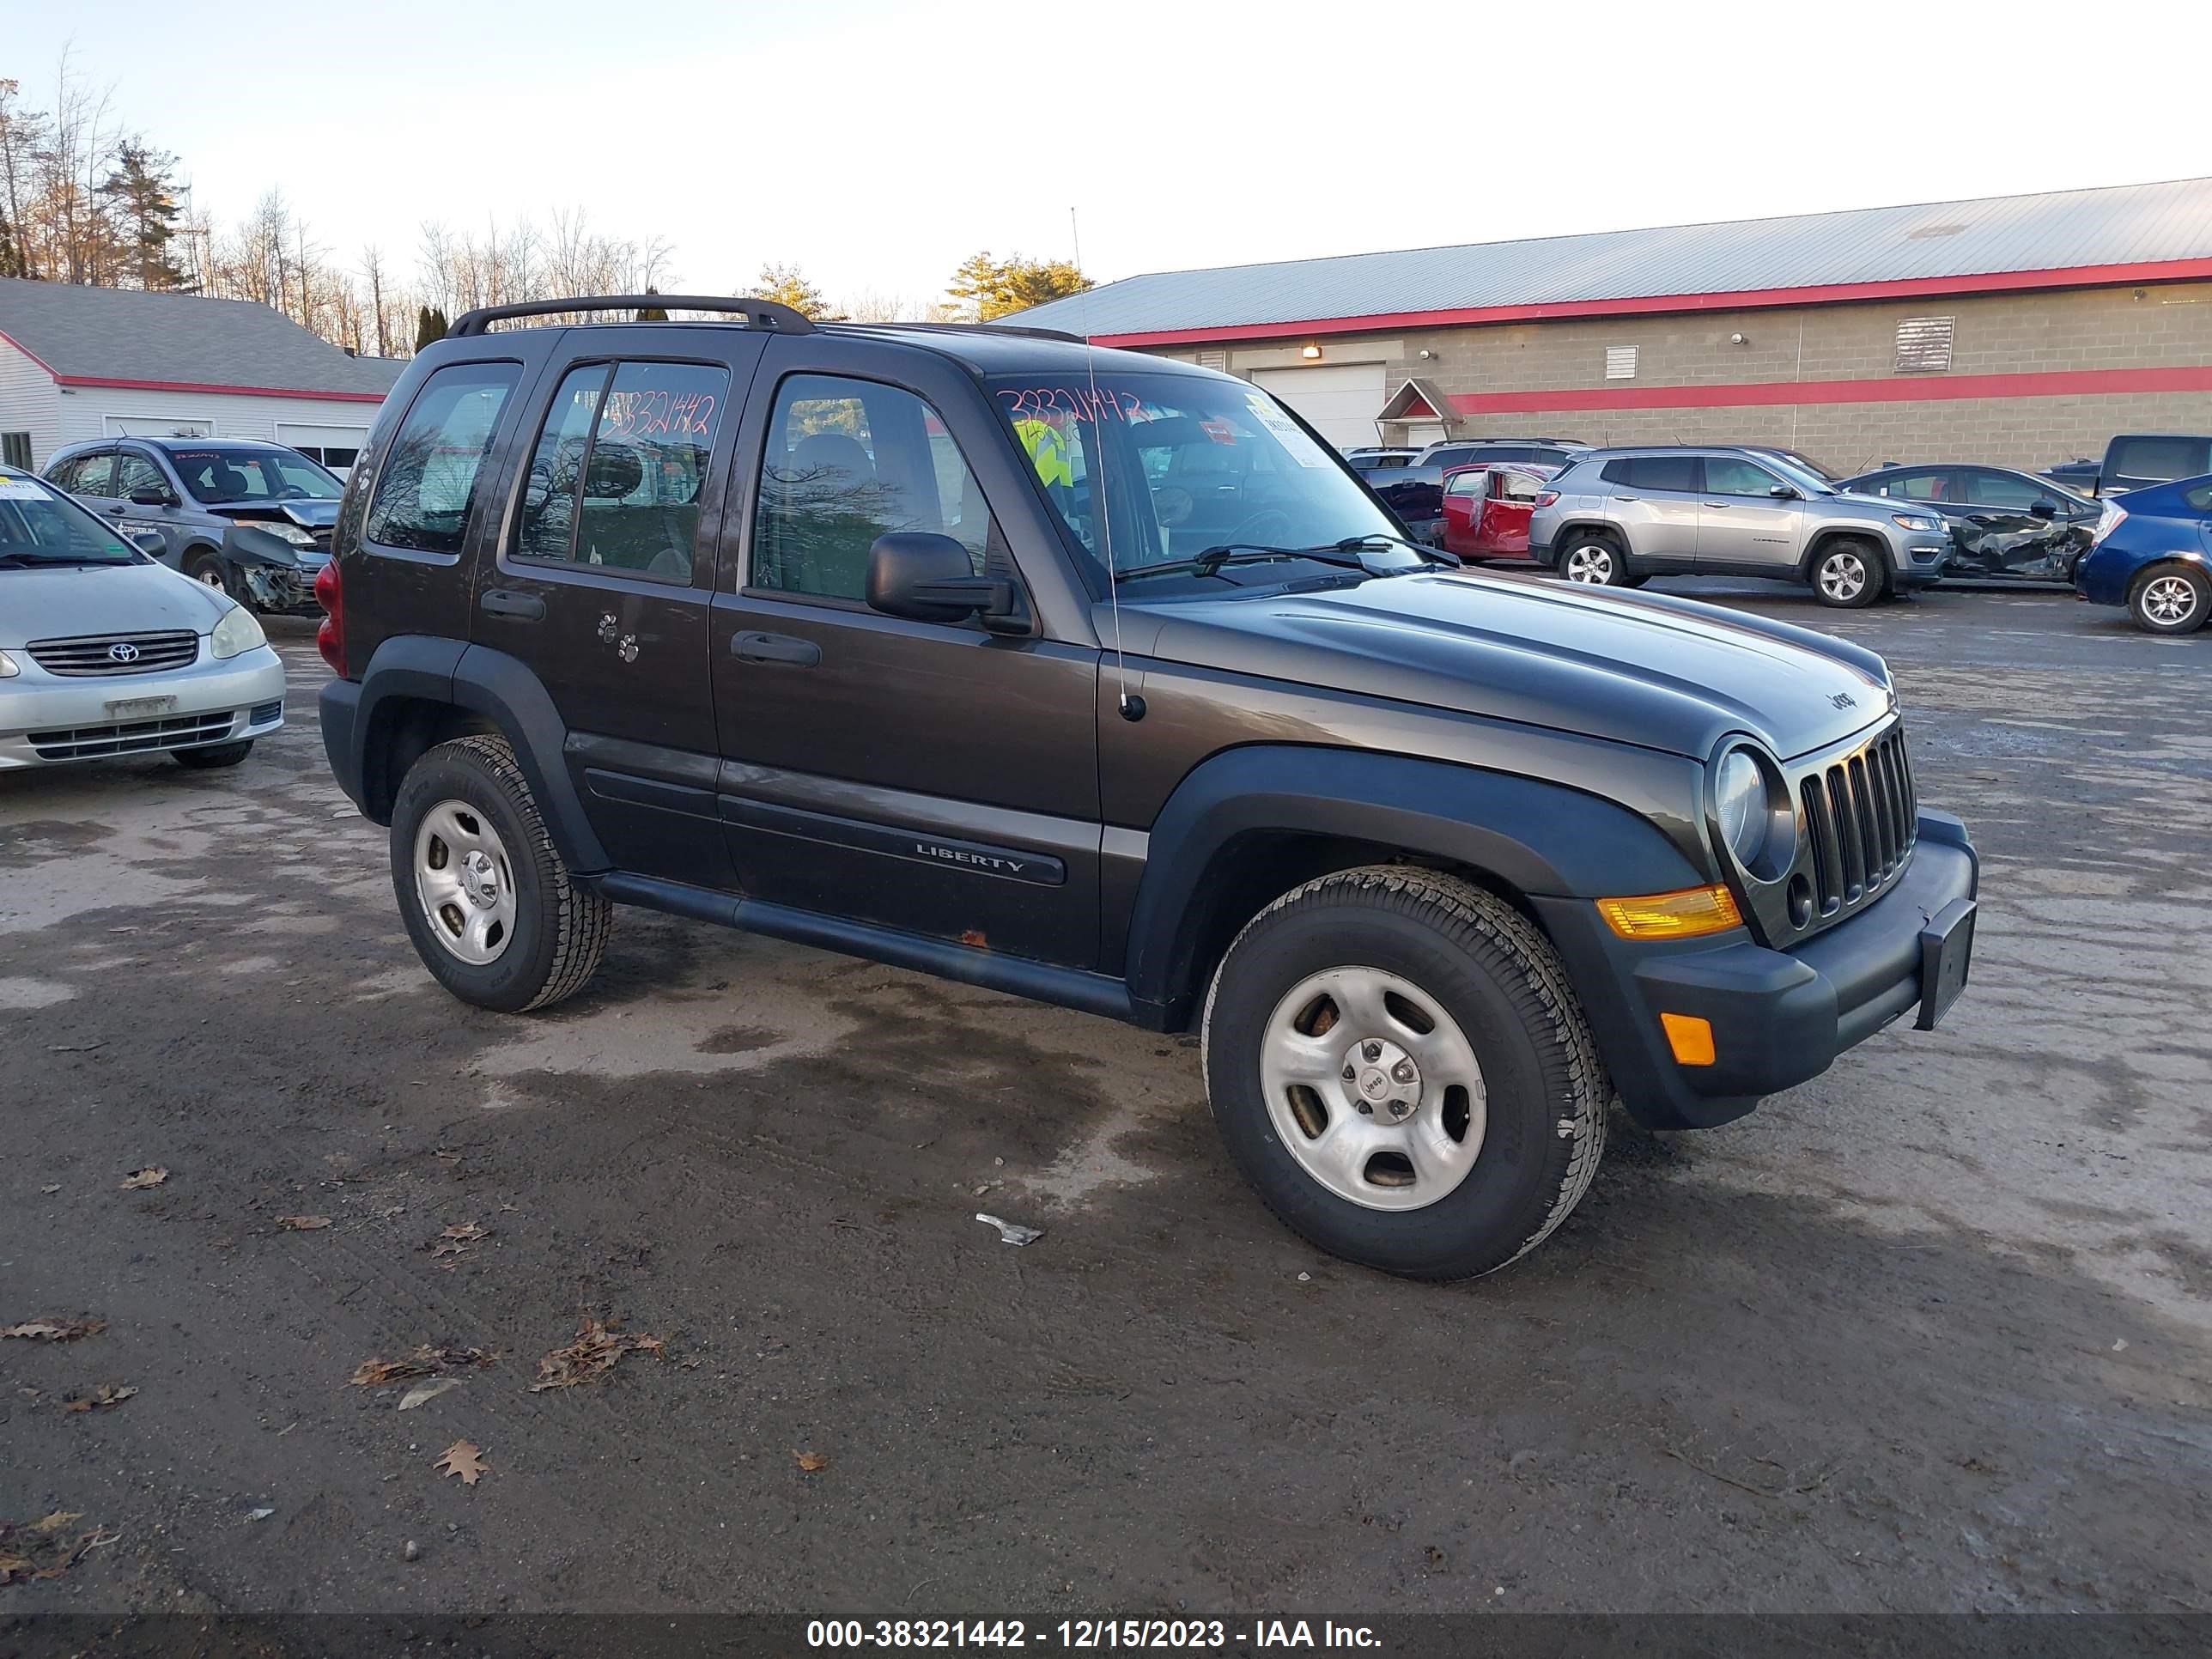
<box><xmin>210</xmin><ymin>499</ymin><xmax>340</xmax><ymax>529</ymax></box>
<box><xmin>1133</xmin><ymin>570</ymin><xmax>1896</xmax><ymax>762</ymax></box>
<box><xmin>0</xmin><ymin>559</ymin><xmax>228</xmax><ymax>648</ymax></box>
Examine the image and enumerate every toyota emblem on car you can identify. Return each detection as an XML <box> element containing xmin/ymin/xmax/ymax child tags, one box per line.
<box><xmin>109</xmin><ymin>641</ymin><xmax>141</xmax><ymax>664</ymax></box>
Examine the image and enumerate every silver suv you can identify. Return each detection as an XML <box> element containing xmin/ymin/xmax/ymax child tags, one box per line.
<box><xmin>1526</xmin><ymin>447</ymin><xmax>1950</xmax><ymax>608</ymax></box>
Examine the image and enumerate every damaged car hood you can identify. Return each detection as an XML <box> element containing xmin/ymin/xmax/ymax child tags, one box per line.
<box><xmin>1130</xmin><ymin>569</ymin><xmax>1897</xmax><ymax>762</ymax></box>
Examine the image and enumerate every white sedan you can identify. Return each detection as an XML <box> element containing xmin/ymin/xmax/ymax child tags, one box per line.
<box><xmin>0</xmin><ymin>469</ymin><xmax>286</xmax><ymax>770</ymax></box>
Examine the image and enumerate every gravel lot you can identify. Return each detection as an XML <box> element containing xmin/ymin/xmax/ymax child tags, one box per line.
<box><xmin>3</xmin><ymin>585</ymin><xmax>2207</xmax><ymax>1620</ymax></box>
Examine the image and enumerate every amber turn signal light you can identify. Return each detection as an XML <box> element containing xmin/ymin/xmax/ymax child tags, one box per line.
<box><xmin>1660</xmin><ymin>1012</ymin><xmax>1717</xmax><ymax>1066</ymax></box>
<box><xmin>1595</xmin><ymin>884</ymin><xmax>1743</xmax><ymax>939</ymax></box>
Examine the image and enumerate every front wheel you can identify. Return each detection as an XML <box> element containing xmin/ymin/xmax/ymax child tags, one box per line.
<box><xmin>173</xmin><ymin>740</ymin><xmax>252</xmax><ymax>769</ymax></box>
<box><xmin>2130</xmin><ymin>564</ymin><xmax>2209</xmax><ymax>635</ymax></box>
<box><xmin>389</xmin><ymin>734</ymin><xmax>611</xmax><ymax>1012</ymax></box>
<box><xmin>1201</xmin><ymin>867</ymin><xmax>1609</xmax><ymax>1279</ymax></box>
<box><xmin>185</xmin><ymin>552</ymin><xmax>234</xmax><ymax>598</ymax></box>
<box><xmin>1810</xmin><ymin>540</ymin><xmax>1885</xmax><ymax>609</ymax></box>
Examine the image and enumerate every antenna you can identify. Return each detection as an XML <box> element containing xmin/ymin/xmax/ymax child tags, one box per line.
<box><xmin>1073</xmin><ymin>206</ymin><xmax>1139</xmax><ymax>721</ymax></box>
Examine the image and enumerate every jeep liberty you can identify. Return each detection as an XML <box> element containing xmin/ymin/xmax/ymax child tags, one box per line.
<box><xmin>317</xmin><ymin>296</ymin><xmax>1979</xmax><ymax>1279</ymax></box>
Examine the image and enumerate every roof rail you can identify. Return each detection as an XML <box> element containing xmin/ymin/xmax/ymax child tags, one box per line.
<box><xmin>447</xmin><ymin>295</ymin><xmax>815</xmax><ymax>338</ymax></box>
<box><xmin>828</xmin><ymin>319</ymin><xmax>1086</xmax><ymax>345</ymax></box>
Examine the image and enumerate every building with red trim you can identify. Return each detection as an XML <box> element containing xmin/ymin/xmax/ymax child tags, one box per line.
<box><xmin>1009</xmin><ymin>178</ymin><xmax>2212</xmax><ymax>472</ymax></box>
<box><xmin>0</xmin><ymin>278</ymin><xmax>404</xmax><ymax>476</ymax></box>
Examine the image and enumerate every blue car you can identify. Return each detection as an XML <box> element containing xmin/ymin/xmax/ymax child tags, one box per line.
<box><xmin>2073</xmin><ymin>473</ymin><xmax>2212</xmax><ymax>634</ymax></box>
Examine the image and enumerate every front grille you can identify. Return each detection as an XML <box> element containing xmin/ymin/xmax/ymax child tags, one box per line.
<box><xmin>27</xmin><ymin>630</ymin><xmax>199</xmax><ymax>677</ymax></box>
<box><xmin>28</xmin><ymin>711</ymin><xmax>237</xmax><ymax>761</ymax></box>
<box><xmin>1796</xmin><ymin>725</ymin><xmax>1917</xmax><ymax>920</ymax></box>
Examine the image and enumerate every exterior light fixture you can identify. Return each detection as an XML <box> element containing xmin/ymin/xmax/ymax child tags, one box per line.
<box><xmin>1300</xmin><ymin>343</ymin><xmax>1322</xmax><ymax>360</ymax></box>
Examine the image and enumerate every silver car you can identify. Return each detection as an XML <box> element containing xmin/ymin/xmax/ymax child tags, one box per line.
<box><xmin>0</xmin><ymin>468</ymin><xmax>287</xmax><ymax>771</ymax></box>
<box><xmin>1526</xmin><ymin>446</ymin><xmax>1951</xmax><ymax>608</ymax></box>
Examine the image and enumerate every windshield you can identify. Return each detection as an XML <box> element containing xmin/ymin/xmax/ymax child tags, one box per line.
<box><xmin>1769</xmin><ymin>448</ymin><xmax>1838</xmax><ymax>483</ymax></box>
<box><xmin>0</xmin><ymin>471</ymin><xmax>138</xmax><ymax>565</ymax></box>
<box><xmin>989</xmin><ymin>374</ymin><xmax>1415</xmax><ymax>592</ymax></box>
<box><xmin>1764</xmin><ymin>454</ymin><xmax>1838</xmax><ymax>495</ymax></box>
<box><xmin>170</xmin><ymin>447</ymin><xmax>343</xmax><ymax>504</ymax></box>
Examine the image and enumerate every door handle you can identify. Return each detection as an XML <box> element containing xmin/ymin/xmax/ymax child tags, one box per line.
<box><xmin>479</xmin><ymin>588</ymin><xmax>546</xmax><ymax>621</ymax></box>
<box><xmin>730</xmin><ymin>630</ymin><xmax>821</xmax><ymax>667</ymax></box>
<box><xmin>1613</xmin><ymin>495</ymin><xmax>1639</xmax><ymax>502</ymax></box>
<box><xmin>1704</xmin><ymin>501</ymin><xmax>1730</xmax><ymax>509</ymax></box>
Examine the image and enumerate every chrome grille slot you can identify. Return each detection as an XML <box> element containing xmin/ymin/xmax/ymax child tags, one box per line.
<box><xmin>28</xmin><ymin>711</ymin><xmax>237</xmax><ymax>761</ymax></box>
<box><xmin>27</xmin><ymin>630</ymin><xmax>199</xmax><ymax>677</ymax></box>
<box><xmin>1790</xmin><ymin>723</ymin><xmax>1918</xmax><ymax>926</ymax></box>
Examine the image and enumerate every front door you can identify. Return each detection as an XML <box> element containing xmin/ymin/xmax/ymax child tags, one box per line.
<box><xmin>709</xmin><ymin>345</ymin><xmax>1103</xmax><ymax>968</ymax></box>
<box><xmin>1952</xmin><ymin>468</ymin><xmax>2081</xmax><ymax>580</ymax></box>
<box><xmin>109</xmin><ymin>447</ymin><xmax>187</xmax><ymax>569</ymax></box>
<box><xmin>471</xmin><ymin>331</ymin><xmax>762</xmax><ymax>890</ymax></box>
<box><xmin>1696</xmin><ymin>453</ymin><xmax>1804</xmax><ymax>573</ymax></box>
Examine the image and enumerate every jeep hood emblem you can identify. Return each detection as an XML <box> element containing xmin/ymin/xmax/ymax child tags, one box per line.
<box><xmin>1829</xmin><ymin>691</ymin><xmax>1857</xmax><ymax>709</ymax></box>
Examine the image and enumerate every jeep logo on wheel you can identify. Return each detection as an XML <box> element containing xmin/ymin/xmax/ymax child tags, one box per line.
<box><xmin>109</xmin><ymin>641</ymin><xmax>140</xmax><ymax>664</ymax></box>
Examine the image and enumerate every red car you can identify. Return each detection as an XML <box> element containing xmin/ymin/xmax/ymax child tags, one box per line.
<box><xmin>1440</xmin><ymin>463</ymin><xmax>1557</xmax><ymax>562</ymax></box>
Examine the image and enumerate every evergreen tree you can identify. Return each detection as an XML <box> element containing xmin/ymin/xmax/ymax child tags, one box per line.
<box><xmin>635</xmin><ymin>285</ymin><xmax>668</xmax><ymax>322</ymax></box>
<box><xmin>98</xmin><ymin>141</ymin><xmax>191</xmax><ymax>290</ymax></box>
<box><xmin>755</xmin><ymin>262</ymin><xmax>827</xmax><ymax>320</ymax></box>
<box><xmin>415</xmin><ymin>305</ymin><xmax>449</xmax><ymax>351</ymax></box>
<box><xmin>946</xmin><ymin>252</ymin><xmax>1092</xmax><ymax>321</ymax></box>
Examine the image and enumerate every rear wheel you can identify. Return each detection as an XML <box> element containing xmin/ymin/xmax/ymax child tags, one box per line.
<box><xmin>1809</xmin><ymin>538</ymin><xmax>1884</xmax><ymax>609</ymax></box>
<box><xmin>389</xmin><ymin>734</ymin><xmax>610</xmax><ymax>1012</ymax></box>
<box><xmin>1559</xmin><ymin>532</ymin><xmax>1629</xmax><ymax>586</ymax></box>
<box><xmin>2130</xmin><ymin>564</ymin><xmax>2209</xmax><ymax>635</ymax></box>
<box><xmin>1201</xmin><ymin>866</ymin><xmax>1609</xmax><ymax>1279</ymax></box>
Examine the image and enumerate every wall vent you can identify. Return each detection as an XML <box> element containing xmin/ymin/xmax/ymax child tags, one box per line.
<box><xmin>1894</xmin><ymin>315</ymin><xmax>1955</xmax><ymax>373</ymax></box>
<box><xmin>1603</xmin><ymin>345</ymin><xmax>1638</xmax><ymax>380</ymax></box>
<box><xmin>1196</xmin><ymin>349</ymin><xmax>1229</xmax><ymax>371</ymax></box>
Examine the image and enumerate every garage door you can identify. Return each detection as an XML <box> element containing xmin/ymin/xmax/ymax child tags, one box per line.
<box><xmin>276</xmin><ymin>422</ymin><xmax>372</xmax><ymax>477</ymax></box>
<box><xmin>1249</xmin><ymin>363</ymin><xmax>1387</xmax><ymax>449</ymax></box>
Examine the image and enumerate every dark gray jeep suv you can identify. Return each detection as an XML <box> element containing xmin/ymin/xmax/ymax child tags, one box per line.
<box><xmin>316</xmin><ymin>296</ymin><xmax>1978</xmax><ymax>1279</ymax></box>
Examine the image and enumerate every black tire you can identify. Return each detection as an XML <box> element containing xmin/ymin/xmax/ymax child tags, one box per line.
<box><xmin>1808</xmin><ymin>538</ymin><xmax>1885</xmax><ymax>609</ymax></box>
<box><xmin>1556</xmin><ymin>530</ymin><xmax>1630</xmax><ymax>586</ymax></box>
<box><xmin>1201</xmin><ymin>866</ymin><xmax>1609</xmax><ymax>1280</ymax></box>
<box><xmin>2128</xmin><ymin>563</ymin><xmax>2210</xmax><ymax>635</ymax></box>
<box><xmin>185</xmin><ymin>551</ymin><xmax>234</xmax><ymax>599</ymax></box>
<box><xmin>1619</xmin><ymin>574</ymin><xmax>1651</xmax><ymax>589</ymax></box>
<box><xmin>173</xmin><ymin>740</ymin><xmax>253</xmax><ymax>769</ymax></box>
<box><xmin>389</xmin><ymin>734</ymin><xmax>611</xmax><ymax>1013</ymax></box>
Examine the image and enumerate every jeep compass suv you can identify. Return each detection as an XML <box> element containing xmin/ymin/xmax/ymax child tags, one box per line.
<box><xmin>1528</xmin><ymin>446</ymin><xmax>1951</xmax><ymax>606</ymax></box>
<box><xmin>317</xmin><ymin>297</ymin><xmax>1978</xmax><ymax>1279</ymax></box>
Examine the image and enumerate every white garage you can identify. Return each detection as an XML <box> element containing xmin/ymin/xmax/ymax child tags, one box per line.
<box><xmin>1249</xmin><ymin>362</ymin><xmax>1386</xmax><ymax>449</ymax></box>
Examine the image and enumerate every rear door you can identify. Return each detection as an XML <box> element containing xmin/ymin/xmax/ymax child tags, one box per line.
<box><xmin>1954</xmin><ymin>468</ymin><xmax>2078</xmax><ymax>580</ymax></box>
<box><xmin>470</xmin><ymin>329</ymin><xmax>763</xmax><ymax>890</ymax></box>
<box><xmin>1602</xmin><ymin>454</ymin><xmax>1700</xmax><ymax>561</ymax></box>
<box><xmin>1696</xmin><ymin>453</ymin><xmax>1803</xmax><ymax>572</ymax></box>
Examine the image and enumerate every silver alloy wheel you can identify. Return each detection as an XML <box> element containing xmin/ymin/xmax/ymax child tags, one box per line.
<box><xmin>2141</xmin><ymin>574</ymin><xmax>2201</xmax><ymax>628</ymax></box>
<box><xmin>1563</xmin><ymin>543</ymin><xmax>1616</xmax><ymax>584</ymax></box>
<box><xmin>1817</xmin><ymin>549</ymin><xmax>1869</xmax><ymax>603</ymax></box>
<box><xmin>196</xmin><ymin>566</ymin><xmax>223</xmax><ymax>586</ymax></box>
<box><xmin>414</xmin><ymin>799</ymin><xmax>519</xmax><ymax>965</ymax></box>
<box><xmin>1258</xmin><ymin>965</ymin><xmax>1487</xmax><ymax>1212</ymax></box>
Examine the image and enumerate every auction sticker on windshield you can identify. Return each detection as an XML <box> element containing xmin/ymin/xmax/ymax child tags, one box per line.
<box><xmin>1242</xmin><ymin>394</ymin><xmax>1328</xmax><ymax>466</ymax></box>
<box><xmin>0</xmin><ymin>475</ymin><xmax>46</xmax><ymax>498</ymax></box>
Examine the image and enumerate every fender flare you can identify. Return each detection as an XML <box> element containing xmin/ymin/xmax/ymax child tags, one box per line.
<box><xmin>349</xmin><ymin>636</ymin><xmax>609</xmax><ymax>872</ymax></box>
<box><xmin>1121</xmin><ymin>744</ymin><xmax>1708</xmax><ymax>1017</ymax></box>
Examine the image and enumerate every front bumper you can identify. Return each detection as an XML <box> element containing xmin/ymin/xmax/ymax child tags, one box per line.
<box><xmin>1892</xmin><ymin>539</ymin><xmax>1948</xmax><ymax>588</ymax></box>
<box><xmin>0</xmin><ymin>643</ymin><xmax>287</xmax><ymax>769</ymax></box>
<box><xmin>1534</xmin><ymin>809</ymin><xmax>1978</xmax><ymax>1129</ymax></box>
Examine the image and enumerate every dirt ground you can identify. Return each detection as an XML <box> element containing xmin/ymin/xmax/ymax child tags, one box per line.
<box><xmin>2</xmin><ymin>585</ymin><xmax>2207</xmax><ymax>1622</ymax></box>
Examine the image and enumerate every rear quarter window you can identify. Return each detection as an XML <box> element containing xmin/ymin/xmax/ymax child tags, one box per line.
<box><xmin>365</xmin><ymin>362</ymin><xmax>522</xmax><ymax>556</ymax></box>
<box><xmin>2110</xmin><ymin>437</ymin><xmax>2212</xmax><ymax>482</ymax></box>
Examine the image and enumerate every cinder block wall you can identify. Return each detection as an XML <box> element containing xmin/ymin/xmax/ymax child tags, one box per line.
<box><xmin>1165</xmin><ymin>282</ymin><xmax>2212</xmax><ymax>471</ymax></box>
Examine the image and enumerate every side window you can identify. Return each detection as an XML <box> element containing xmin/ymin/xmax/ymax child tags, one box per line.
<box><xmin>1887</xmin><ymin>471</ymin><xmax>1951</xmax><ymax>502</ymax></box>
<box><xmin>751</xmin><ymin>374</ymin><xmax>993</xmax><ymax>602</ymax></box>
<box><xmin>45</xmin><ymin>455</ymin><xmax>83</xmax><ymax>492</ymax></box>
<box><xmin>1619</xmin><ymin>456</ymin><xmax>1698</xmax><ymax>492</ymax></box>
<box><xmin>58</xmin><ymin>451</ymin><xmax>114</xmax><ymax>495</ymax></box>
<box><xmin>113</xmin><ymin>452</ymin><xmax>169</xmax><ymax>500</ymax></box>
<box><xmin>1964</xmin><ymin>470</ymin><xmax>2044</xmax><ymax>509</ymax></box>
<box><xmin>514</xmin><ymin>366</ymin><xmax>608</xmax><ymax>564</ymax></box>
<box><xmin>1443</xmin><ymin>471</ymin><xmax>1482</xmax><ymax>497</ymax></box>
<box><xmin>2109</xmin><ymin>437</ymin><xmax>2208</xmax><ymax>482</ymax></box>
<box><xmin>365</xmin><ymin>362</ymin><xmax>521</xmax><ymax>556</ymax></box>
<box><xmin>1703</xmin><ymin>456</ymin><xmax>1782</xmax><ymax>497</ymax></box>
<box><xmin>1494</xmin><ymin>469</ymin><xmax>1544</xmax><ymax>503</ymax></box>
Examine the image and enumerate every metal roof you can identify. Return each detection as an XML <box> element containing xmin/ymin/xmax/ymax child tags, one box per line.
<box><xmin>0</xmin><ymin>278</ymin><xmax>400</xmax><ymax>398</ymax></box>
<box><xmin>1010</xmin><ymin>178</ymin><xmax>2212</xmax><ymax>341</ymax></box>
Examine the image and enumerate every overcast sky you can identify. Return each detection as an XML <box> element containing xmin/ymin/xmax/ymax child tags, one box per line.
<box><xmin>13</xmin><ymin>0</ymin><xmax>2209</xmax><ymax>309</ymax></box>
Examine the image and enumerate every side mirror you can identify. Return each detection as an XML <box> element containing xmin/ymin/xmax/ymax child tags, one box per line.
<box><xmin>866</xmin><ymin>532</ymin><xmax>1019</xmax><ymax>630</ymax></box>
<box><xmin>128</xmin><ymin>486</ymin><xmax>173</xmax><ymax>507</ymax></box>
<box><xmin>2032</xmin><ymin>499</ymin><xmax>2060</xmax><ymax>518</ymax></box>
<box><xmin>128</xmin><ymin>529</ymin><xmax>166</xmax><ymax>556</ymax></box>
<box><xmin>1768</xmin><ymin>483</ymin><xmax>1798</xmax><ymax>498</ymax></box>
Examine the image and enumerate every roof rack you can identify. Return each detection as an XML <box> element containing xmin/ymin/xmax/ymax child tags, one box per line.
<box><xmin>447</xmin><ymin>295</ymin><xmax>815</xmax><ymax>338</ymax></box>
<box><xmin>825</xmin><ymin>319</ymin><xmax>1087</xmax><ymax>345</ymax></box>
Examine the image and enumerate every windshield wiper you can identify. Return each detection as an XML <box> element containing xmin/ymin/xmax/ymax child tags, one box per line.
<box><xmin>1332</xmin><ymin>533</ymin><xmax>1460</xmax><ymax>569</ymax></box>
<box><xmin>1115</xmin><ymin>543</ymin><xmax>1380</xmax><ymax>584</ymax></box>
<box><xmin>0</xmin><ymin>550</ymin><xmax>120</xmax><ymax>568</ymax></box>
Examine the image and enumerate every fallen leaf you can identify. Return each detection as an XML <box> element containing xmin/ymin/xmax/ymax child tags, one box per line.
<box><xmin>348</xmin><ymin>1345</ymin><xmax>493</xmax><ymax>1387</ymax></box>
<box><xmin>118</xmin><ymin>1167</ymin><xmax>168</xmax><ymax>1190</ymax></box>
<box><xmin>528</xmin><ymin>1316</ymin><xmax>665</xmax><ymax>1391</ymax></box>
<box><xmin>440</xmin><ymin>1222</ymin><xmax>489</xmax><ymax>1243</ymax></box>
<box><xmin>397</xmin><ymin>1376</ymin><xmax>462</xmax><ymax>1412</ymax></box>
<box><xmin>2</xmin><ymin>1316</ymin><xmax>106</xmax><ymax>1343</ymax></box>
<box><xmin>39</xmin><ymin>1184</ymin><xmax>60</xmax><ymax>1194</ymax></box>
<box><xmin>276</xmin><ymin>1215</ymin><xmax>331</xmax><ymax>1231</ymax></box>
<box><xmin>434</xmin><ymin>1440</ymin><xmax>486</xmax><ymax>1486</ymax></box>
<box><xmin>61</xmin><ymin>1384</ymin><xmax>136</xmax><ymax>1413</ymax></box>
<box><xmin>0</xmin><ymin>1553</ymin><xmax>33</xmax><ymax>1584</ymax></box>
<box><xmin>32</xmin><ymin>1513</ymin><xmax>82</xmax><ymax>1534</ymax></box>
<box><xmin>793</xmin><ymin>1450</ymin><xmax>830</xmax><ymax>1474</ymax></box>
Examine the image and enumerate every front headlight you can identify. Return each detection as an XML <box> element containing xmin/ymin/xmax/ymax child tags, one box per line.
<box><xmin>256</xmin><ymin>521</ymin><xmax>317</xmax><ymax>546</ymax></box>
<box><xmin>210</xmin><ymin>604</ymin><xmax>266</xmax><ymax>659</ymax></box>
<box><xmin>0</xmin><ymin>647</ymin><xmax>19</xmax><ymax>678</ymax></box>
<box><xmin>1892</xmin><ymin>514</ymin><xmax>1940</xmax><ymax>533</ymax></box>
<box><xmin>1715</xmin><ymin>750</ymin><xmax>1766</xmax><ymax>863</ymax></box>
